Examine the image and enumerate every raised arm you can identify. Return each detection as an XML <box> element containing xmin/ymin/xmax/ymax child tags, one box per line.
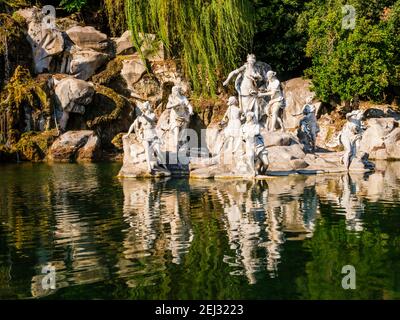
<box><xmin>223</xmin><ymin>65</ymin><xmax>246</xmax><ymax>87</ymax></box>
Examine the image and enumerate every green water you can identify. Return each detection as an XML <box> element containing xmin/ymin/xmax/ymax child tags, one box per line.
<box><xmin>1</xmin><ymin>162</ymin><xmax>400</xmax><ymax>300</ymax></box>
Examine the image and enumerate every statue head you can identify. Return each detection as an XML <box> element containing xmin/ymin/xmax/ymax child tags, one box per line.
<box><xmin>303</xmin><ymin>104</ymin><xmax>315</xmax><ymax>115</ymax></box>
<box><xmin>227</xmin><ymin>96</ymin><xmax>238</xmax><ymax>106</ymax></box>
<box><xmin>247</xmin><ymin>54</ymin><xmax>256</xmax><ymax>66</ymax></box>
<box><xmin>267</xmin><ymin>71</ymin><xmax>277</xmax><ymax>80</ymax></box>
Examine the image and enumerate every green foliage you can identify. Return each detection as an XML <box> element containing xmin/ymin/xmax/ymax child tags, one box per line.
<box><xmin>252</xmin><ymin>0</ymin><xmax>308</xmax><ymax>78</ymax></box>
<box><xmin>59</xmin><ymin>0</ymin><xmax>87</xmax><ymax>13</ymax></box>
<box><xmin>125</xmin><ymin>0</ymin><xmax>255</xmax><ymax>96</ymax></box>
<box><xmin>300</xmin><ymin>0</ymin><xmax>400</xmax><ymax>103</ymax></box>
<box><xmin>103</xmin><ymin>0</ymin><xmax>126</xmax><ymax>37</ymax></box>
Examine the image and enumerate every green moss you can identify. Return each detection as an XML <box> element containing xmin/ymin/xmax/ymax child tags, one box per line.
<box><xmin>92</xmin><ymin>57</ymin><xmax>124</xmax><ymax>86</ymax></box>
<box><xmin>0</xmin><ymin>13</ymin><xmax>26</xmax><ymax>55</ymax></box>
<box><xmin>86</xmin><ymin>84</ymin><xmax>128</xmax><ymax>128</ymax></box>
<box><xmin>111</xmin><ymin>132</ymin><xmax>124</xmax><ymax>150</ymax></box>
<box><xmin>0</xmin><ymin>67</ymin><xmax>52</xmax><ymax>146</ymax></box>
<box><xmin>14</xmin><ymin>130</ymin><xmax>58</xmax><ymax>162</ymax></box>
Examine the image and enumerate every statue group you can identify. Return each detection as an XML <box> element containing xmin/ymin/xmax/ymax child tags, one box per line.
<box><xmin>122</xmin><ymin>54</ymin><xmax>371</xmax><ymax>178</ymax></box>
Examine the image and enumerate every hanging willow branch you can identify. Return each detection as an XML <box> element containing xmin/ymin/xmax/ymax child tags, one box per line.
<box><xmin>125</xmin><ymin>0</ymin><xmax>255</xmax><ymax>96</ymax></box>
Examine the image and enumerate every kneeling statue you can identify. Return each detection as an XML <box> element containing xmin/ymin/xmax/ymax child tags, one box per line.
<box><xmin>124</xmin><ymin>101</ymin><xmax>167</xmax><ymax>173</ymax></box>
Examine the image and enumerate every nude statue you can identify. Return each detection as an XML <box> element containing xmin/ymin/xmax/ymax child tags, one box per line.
<box><xmin>124</xmin><ymin>101</ymin><xmax>166</xmax><ymax>173</ymax></box>
<box><xmin>240</xmin><ymin>112</ymin><xmax>269</xmax><ymax>176</ymax></box>
<box><xmin>166</xmin><ymin>85</ymin><xmax>194</xmax><ymax>158</ymax></box>
<box><xmin>220</xmin><ymin>96</ymin><xmax>242</xmax><ymax>157</ymax></box>
<box><xmin>258</xmin><ymin>71</ymin><xmax>285</xmax><ymax>132</ymax></box>
<box><xmin>223</xmin><ymin>54</ymin><xmax>263</xmax><ymax>120</ymax></box>
<box><xmin>339</xmin><ymin>110</ymin><xmax>365</xmax><ymax>170</ymax></box>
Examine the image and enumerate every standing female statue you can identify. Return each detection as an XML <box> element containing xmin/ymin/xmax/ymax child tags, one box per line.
<box><xmin>220</xmin><ymin>96</ymin><xmax>242</xmax><ymax>156</ymax></box>
<box><xmin>258</xmin><ymin>71</ymin><xmax>285</xmax><ymax>132</ymax></box>
<box><xmin>166</xmin><ymin>85</ymin><xmax>194</xmax><ymax>157</ymax></box>
<box><xmin>223</xmin><ymin>54</ymin><xmax>265</xmax><ymax>120</ymax></box>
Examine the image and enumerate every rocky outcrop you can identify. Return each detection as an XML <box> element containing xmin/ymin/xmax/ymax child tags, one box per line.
<box><xmin>48</xmin><ymin>130</ymin><xmax>101</xmax><ymax>162</ymax></box>
<box><xmin>69</xmin><ymin>49</ymin><xmax>109</xmax><ymax>80</ymax></box>
<box><xmin>17</xmin><ymin>7</ymin><xmax>65</xmax><ymax>74</ymax></box>
<box><xmin>54</xmin><ymin>77</ymin><xmax>95</xmax><ymax>114</ymax></box>
<box><xmin>360</xmin><ymin>118</ymin><xmax>400</xmax><ymax>160</ymax></box>
<box><xmin>282</xmin><ymin>78</ymin><xmax>322</xmax><ymax>130</ymax></box>
<box><xmin>66</xmin><ymin>26</ymin><xmax>109</xmax><ymax>52</ymax></box>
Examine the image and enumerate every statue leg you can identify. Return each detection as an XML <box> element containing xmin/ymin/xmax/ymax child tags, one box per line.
<box><xmin>143</xmin><ymin>141</ymin><xmax>153</xmax><ymax>173</ymax></box>
<box><xmin>245</xmin><ymin>142</ymin><xmax>256</xmax><ymax>176</ymax></box>
<box><xmin>277</xmin><ymin>116</ymin><xmax>285</xmax><ymax>132</ymax></box>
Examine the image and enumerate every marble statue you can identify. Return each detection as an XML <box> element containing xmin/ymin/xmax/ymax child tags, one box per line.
<box><xmin>240</xmin><ymin>112</ymin><xmax>269</xmax><ymax>176</ymax></box>
<box><xmin>258</xmin><ymin>71</ymin><xmax>285</xmax><ymax>132</ymax></box>
<box><xmin>339</xmin><ymin>110</ymin><xmax>365</xmax><ymax>170</ymax></box>
<box><xmin>166</xmin><ymin>85</ymin><xmax>194</xmax><ymax>157</ymax></box>
<box><xmin>220</xmin><ymin>96</ymin><xmax>242</xmax><ymax>156</ymax></box>
<box><xmin>297</xmin><ymin>96</ymin><xmax>320</xmax><ymax>153</ymax></box>
<box><xmin>124</xmin><ymin>101</ymin><xmax>167</xmax><ymax>173</ymax></box>
<box><xmin>223</xmin><ymin>54</ymin><xmax>270</xmax><ymax>121</ymax></box>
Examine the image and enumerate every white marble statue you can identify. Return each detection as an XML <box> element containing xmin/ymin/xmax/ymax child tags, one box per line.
<box><xmin>258</xmin><ymin>71</ymin><xmax>285</xmax><ymax>132</ymax></box>
<box><xmin>339</xmin><ymin>110</ymin><xmax>365</xmax><ymax>170</ymax></box>
<box><xmin>223</xmin><ymin>54</ymin><xmax>270</xmax><ymax>121</ymax></box>
<box><xmin>297</xmin><ymin>96</ymin><xmax>320</xmax><ymax>153</ymax></box>
<box><xmin>124</xmin><ymin>101</ymin><xmax>166</xmax><ymax>173</ymax></box>
<box><xmin>166</xmin><ymin>85</ymin><xmax>194</xmax><ymax>157</ymax></box>
<box><xmin>240</xmin><ymin>112</ymin><xmax>269</xmax><ymax>176</ymax></box>
<box><xmin>220</xmin><ymin>96</ymin><xmax>242</xmax><ymax>156</ymax></box>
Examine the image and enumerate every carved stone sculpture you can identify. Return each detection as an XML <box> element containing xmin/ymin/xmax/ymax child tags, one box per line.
<box><xmin>124</xmin><ymin>101</ymin><xmax>168</xmax><ymax>174</ymax></box>
<box><xmin>239</xmin><ymin>112</ymin><xmax>269</xmax><ymax>176</ymax></box>
<box><xmin>223</xmin><ymin>54</ymin><xmax>271</xmax><ymax>120</ymax></box>
<box><xmin>166</xmin><ymin>85</ymin><xmax>194</xmax><ymax>158</ymax></box>
<box><xmin>297</xmin><ymin>97</ymin><xmax>320</xmax><ymax>153</ymax></box>
<box><xmin>259</xmin><ymin>71</ymin><xmax>285</xmax><ymax>132</ymax></box>
<box><xmin>220</xmin><ymin>96</ymin><xmax>242</xmax><ymax>157</ymax></box>
<box><xmin>339</xmin><ymin>110</ymin><xmax>365</xmax><ymax>170</ymax></box>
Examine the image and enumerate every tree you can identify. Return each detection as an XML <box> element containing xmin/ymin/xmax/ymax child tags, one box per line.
<box><xmin>300</xmin><ymin>0</ymin><xmax>400</xmax><ymax>103</ymax></box>
<box><xmin>125</xmin><ymin>0</ymin><xmax>255</xmax><ymax>96</ymax></box>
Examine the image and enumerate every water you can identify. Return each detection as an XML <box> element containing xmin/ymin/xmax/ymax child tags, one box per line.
<box><xmin>1</xmin><ymin>161</ymin><xmax>400</xmax><ymax>300</ymax></box>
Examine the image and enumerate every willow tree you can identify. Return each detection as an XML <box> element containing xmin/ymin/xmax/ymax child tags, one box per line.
<box><xmin>125</xmin><ymin>0</ymin><xmax>255</xmax><ymax>96</ymax></box>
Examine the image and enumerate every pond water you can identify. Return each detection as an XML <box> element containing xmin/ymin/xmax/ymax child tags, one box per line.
<box><xmin>1</xmin><ymin>162</ymin><xmax>400</xmax><ymax>300</ymax></box>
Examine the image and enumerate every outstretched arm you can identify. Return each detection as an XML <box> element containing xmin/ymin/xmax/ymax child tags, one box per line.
<box><xmin>223</xmin><ymin>65</ymin><xmax>246</xmax><ymax>86</ymax></box>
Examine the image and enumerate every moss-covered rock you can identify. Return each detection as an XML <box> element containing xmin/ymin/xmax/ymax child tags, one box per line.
<box><xmin>0</xmin><ymin>144</ymin><xmax>17</xmax><ymax>162</ymax></box>
<box><xmin>14</xmin><ymin>130</ymin><xmax>58</xmax><ymax>161</ymax></box>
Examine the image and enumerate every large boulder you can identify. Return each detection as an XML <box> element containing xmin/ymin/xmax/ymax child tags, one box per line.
<box><xmin>115</xmin><ymin>31</ymin><xmax>165</xmax><ymax>61</ymax></box>
<box><xmin>66</xmin><ymin>26</ymin><xmax>109</xmax><ymax>52</ymax></box>
<box><xmin>69</xmin><ymin>49</ymin><xmax>109</xmax><ymax>80</ymax></box>
<box><xmin>360</xmin><ymin>118</ymin><xmax>400</xmax><ymax>160</ymax></box>
<box><xmin>48</xmin><ymin>130</ymin><xmax>101</xmax><ymax>162</ymax></box>
<box><xmin>121</xmin><ymin>57</ymin><xmax>147</xmax><ymax>90</ymax></box>
<box><xmin>282</xmin><ymin>78</ymin><xmax>321</xmax><ymax>130</ymax></box>
<box><xmin>17</xmin><ymin>7</ymin><xmax>65</xmax><ymax>73</ymax></box>
<box><xmin>54</xmin><ymin>77</ymin><xmax>95</xmax><ymax>114</ymax></box>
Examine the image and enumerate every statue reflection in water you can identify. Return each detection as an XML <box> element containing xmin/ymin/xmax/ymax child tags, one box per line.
<box><xmin>213</xmin><ymin>177</ymin><xmax>319</xmax><ymax>283</ymax></box>
<box><xmin>120</xmin><ymin>178</ymin><xmax>193</xmax><ymax>281</ymax></box>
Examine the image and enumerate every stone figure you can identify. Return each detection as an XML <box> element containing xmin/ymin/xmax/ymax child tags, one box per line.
<box><xmin>240</xmin><ymin>112</ymin><xmax>269</xmax><ymax>176</ymax></box>
<box><xmin>220</xmin><ymin>96</ymin><xmax>243</xmax><ymax>156</ymax></box>
<box><xmin>339</xmin><ymin>110</ymin><xmax>365</xmax><ymax>170</ymax></box>
<box><xmin>223</xmin><ymin>54</ymin><xmax>270</xmax><ymax>120</ymax></box>
<box><xmin>166</xmin><ymin>85</ymin><xmax>194</xmax><ymax>157</ymax></box>
<box><xmin>124</xmin><ymin>101</ymin><xmax>166</xmax><ymax>173</ymax></box>
<box><xmin>258</xmin><ymin>71</ymin><xmax>285</xmax><ymax>132</ymax></box>
<box><xmin>297</xmin><ymin>96</ymin><xmax>320</xmax><ymax>153</ymax></box>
